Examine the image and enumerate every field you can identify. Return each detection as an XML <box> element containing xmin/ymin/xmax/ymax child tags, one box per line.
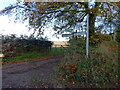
<box><xmin>52</xmin><ymin>41</ymin><xmax>69</xmax><ymax>47</ymax></box>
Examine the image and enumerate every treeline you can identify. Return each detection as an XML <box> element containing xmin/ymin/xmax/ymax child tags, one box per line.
<box><xmin>2</xmin><ymin>34</ymin><xmax>53</xmax><ymax>57</ymax></box>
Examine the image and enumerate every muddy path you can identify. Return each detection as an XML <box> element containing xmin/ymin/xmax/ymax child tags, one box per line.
<box><xmin>2</xmin><ymin>56</ymin><xmax>63</xmax><ymax>88</ymax></box>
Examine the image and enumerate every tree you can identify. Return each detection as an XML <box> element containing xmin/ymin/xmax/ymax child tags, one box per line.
<box><xmin>0</xmin><ymin>1</ymin><xmax>119</xmax><ymax>42</ymax></box>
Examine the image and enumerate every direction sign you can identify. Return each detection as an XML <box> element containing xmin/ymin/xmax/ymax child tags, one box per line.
<box><xmin>74</xmin><ymin>31</ymin><xmax>86</xmax><ymax>36</ymax></box>
<box><xmin>62</xmin><ymin>34</ymin><xmax>73</xmax><ymax>37</ymax></box>
<box><xmin>62</xmin><ymin>31</ymin><xmax>86</xmax><ymax>37</ymax></box>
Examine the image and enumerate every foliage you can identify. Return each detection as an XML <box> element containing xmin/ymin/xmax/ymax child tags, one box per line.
<box><xmin>115</xmin><ymin>30</ymin><xmax>120</xmax><ymax>42</ymax></box>
<box><xmin>69</xmin><ymin>39</ymin><xmax>86</xmax><ymax>48</ymax></box>
<box><xmin>2</xmin><ymin>35</ymin><xmax>53</xmax><ymax>57</ymax></box>
<box><xmin>68</xmin><ymin>39</ymin><xmax>86</xmax><ymax>54</ymax></box>
<box><xmin>0</xmin><ymin>2</ymin><xmax>119</xmax><ymax>38</ymax></box>
<box><xmin>44</xmin><ymin>47</ymin><xmax>65</xmax><ymax>56</ymax></box>
<box><xmin>90</xmin><ymin>32</ymin><xmax>111</xmax><ymax>46</ymax></box>
<box><xmin>16</xmin><ymin>39</ymin><xmax>53</xmax><ymax>48</ymax></box>
<box><xmin>97</xmin><ymin>41</ymin><xmax>119</xmax><ymax>59</ymax></box>
<box><xmin>56</xmin><ymin>41</ymin><xmax>119</xmax><ymax>88</ymax></box>
<box><xmin>27</xmin><ymin>2</ymin><xmax>119</xmax><ymax>38</ymax></box>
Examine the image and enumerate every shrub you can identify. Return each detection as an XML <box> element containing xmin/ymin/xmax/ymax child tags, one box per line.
<box><xmin>115</xmin><ymin>30</ymin><xmax>120</xmax><ymax>42</ymax></box>
<box><xmin>69</xmin><ymin>39</ymin><xmax>86</xmax><ymax>48</ymax></box>
<box><xmin>68</xmin><ymin>39</ymin><xmax>86</xmax><ymax>54</ymax></box>
<box><xmin>2</xmin><ymin>36</ymin><xmax>53</xmax><ymax>57</ymax></box>
<box><xmin>90</xmin><ymin>32</ymin><xmax>111</xmax><ymax>46</ymax></box>
<box><xmin>57</xmin><ymin>41</ymin><xmax>119</xmax><ymax>88</ymax></box>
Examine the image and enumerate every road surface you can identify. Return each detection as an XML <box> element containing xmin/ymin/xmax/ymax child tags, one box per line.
<box><xmin>2</xmin><ymin>56</ymin><xmax>62</xmax><ymax>88</ymax></box>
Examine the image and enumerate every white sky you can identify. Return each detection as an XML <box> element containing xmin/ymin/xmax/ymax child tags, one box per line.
<box><xmin>0</xmin><ymin>0</ymin><xmax>69</xmax><ymax>41</ymax></box>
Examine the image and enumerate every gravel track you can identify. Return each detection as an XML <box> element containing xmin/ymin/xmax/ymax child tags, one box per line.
<box><xmin>2</xmin><ymin>56</ymin><xmax>62</xmax><ymax>88</ymax></box>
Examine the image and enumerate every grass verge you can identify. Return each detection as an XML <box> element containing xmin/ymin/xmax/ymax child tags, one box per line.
<box><xmin>56</xmin><ymin>41</ymin><xmax>119</xmax><ymax>88</ymax></box>
<box><xmin>2</xmin><ymin>47</ymin><xmax>65</xmax><ymax>63</ymax></box>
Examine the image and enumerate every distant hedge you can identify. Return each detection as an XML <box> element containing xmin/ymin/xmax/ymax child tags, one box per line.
<box><xmin>16</xmin><ymin>39</ymin><xmax>53</xmax><ymax>48</ymax></box>
<box><xmin>2</xmin><ymin>39</ymin><xmax>53</xmax><ymax>57</ymax></box>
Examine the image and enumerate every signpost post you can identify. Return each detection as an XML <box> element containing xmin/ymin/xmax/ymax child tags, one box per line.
<box><xmin>86</xmin><ymin>14</ymin><xmax>89</xmax><ymax>57</ymax></box>
<box><xmin>62</xmin><ymin>14</ymin><xmax>89</xmax><ymax>57</ymax></box>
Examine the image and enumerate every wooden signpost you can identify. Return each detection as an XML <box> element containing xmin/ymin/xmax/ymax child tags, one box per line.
<box><xmin>62</xmin><ymin>14</ymin><xmax>89</xmax><ymax>57</ymax></box>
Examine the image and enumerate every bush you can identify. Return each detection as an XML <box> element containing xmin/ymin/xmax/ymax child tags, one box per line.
<box><xmin>69</xmin><ymin>39</ymin><xmax>86</xmax><ymax>48</ymax></box>
<box><xmin>90</xmin><ymin>32</ymin><xmax>111</xmax><ymax>46</ymax></box>
<box><xmin>68</xmin><ymin>39</ymin><xmax>86</xmax><ymax>54</ymax></box>
<box><xmin>115</xmin><ymin>30</ymin><xmax>120</xmax><ymax>42</ymax></box>
<box><xmin>2</xmin><ymin>35</ymin><xmax>53</xmax><ymax>57</ymax></box>
<box><xmin>57</xmin><ymin>41</ymin><xmax>119</xmax><ymax>88</ymax></box>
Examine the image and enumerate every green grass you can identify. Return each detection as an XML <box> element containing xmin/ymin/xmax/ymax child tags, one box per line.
<box><xmin>3</xmin><ymin>52</ymin><xmax>41</xmax><ymax>62</ymax></box>
<box><xmin>42</xmin><ymin>47</ymin><xmax>65</xmax><ymax>57</ymax></box>
<box><xmin>3</xmin><ymin>47</ymin><xmax>65</xmax><ymax>63</ymax></box>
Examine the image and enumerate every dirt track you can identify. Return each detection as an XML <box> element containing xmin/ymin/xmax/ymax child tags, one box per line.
<box><xmin>2</xmin><ymin>56</ymin><xmax>62</xmax><ymax>88</ymax></box>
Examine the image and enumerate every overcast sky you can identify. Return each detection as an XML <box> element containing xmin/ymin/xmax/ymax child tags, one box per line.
<box><xmin>0</xmin><ymin>0</ymin><xmax>69</xmax><ymax>41</ymax></box>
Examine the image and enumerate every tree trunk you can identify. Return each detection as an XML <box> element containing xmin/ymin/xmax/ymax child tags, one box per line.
<box><xmin>89</xmin><ymin>13</ymin><xmax>96</xmax><ymax>40</ymax></box>
<box><xmin>88</xmin><ymin>2</ymin><xmax>100</xmax><ymax>45</ymax></box>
